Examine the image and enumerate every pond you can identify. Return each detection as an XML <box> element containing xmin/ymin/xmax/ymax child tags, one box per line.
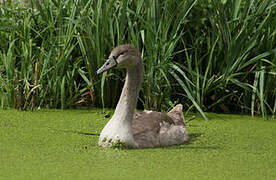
<box><xmin>0</xmin><ymin>109</ymin><xmax>275</xmax><ymax>179</ymax></box>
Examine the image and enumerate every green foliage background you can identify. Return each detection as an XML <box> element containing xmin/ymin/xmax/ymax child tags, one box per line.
<box><xmin>0</xmin><ymin>0</ymin><xmax>275</xmax><ymax>118</ymax></box>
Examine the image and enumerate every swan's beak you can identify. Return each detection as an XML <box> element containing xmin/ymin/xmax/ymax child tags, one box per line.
<box><xmin>96</xmin><ymin>57</ymin><xmax>118</xmax><ymax>74</ymax></box>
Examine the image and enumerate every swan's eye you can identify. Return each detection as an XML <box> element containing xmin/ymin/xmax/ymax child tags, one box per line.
<box><xmin>119</xmin><ymin>51</ymin><xmax>127</xmax><ymax>56</ymax></box>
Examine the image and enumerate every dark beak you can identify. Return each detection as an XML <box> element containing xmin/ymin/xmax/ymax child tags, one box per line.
<box><xmin>96</xmin><ymin>57</ymin><xmax>118</xmax><ymax>74</ymax></box>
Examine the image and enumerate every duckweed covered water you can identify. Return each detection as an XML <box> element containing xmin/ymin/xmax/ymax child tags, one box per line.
<box><xmin>0</xmin><ymin>109</ymin><xmax>275</xmax><ymax>179</ymax></box>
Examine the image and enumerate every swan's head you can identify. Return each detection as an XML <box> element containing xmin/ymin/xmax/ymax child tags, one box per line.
<box><xmin>97</xmin><ymin>44</ymin><xmax>141</xmax><ymax>74</ymax></box>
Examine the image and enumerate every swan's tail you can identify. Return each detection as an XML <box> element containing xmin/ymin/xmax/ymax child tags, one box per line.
<box><xmin>167</xmin><ymin>104</ymin><xmax>186</xmax><ymax>126</ymax></box>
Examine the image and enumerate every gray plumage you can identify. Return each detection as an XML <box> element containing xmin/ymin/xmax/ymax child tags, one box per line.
<box><xmin>97</xmin><ymin>45</ymin><xmax>189</xmax><ymax>148</ymax></box>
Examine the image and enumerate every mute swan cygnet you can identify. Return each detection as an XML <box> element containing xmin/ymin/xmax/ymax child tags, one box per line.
<box><xmin>97</xmin><ymin>44</ymin><xmax>189</xmax><ymax>148</ymax></box>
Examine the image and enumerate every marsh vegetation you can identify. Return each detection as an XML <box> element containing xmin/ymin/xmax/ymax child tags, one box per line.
<box><xmin>0</xmin><ymin>0</ymin><xmax>275</xmax><ymax>119</ymax></box>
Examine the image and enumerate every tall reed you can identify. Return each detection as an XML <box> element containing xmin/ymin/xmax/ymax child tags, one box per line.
<box><xmin>0</xmin><ymin>0</ymin><xmax>275</xmax><ymax>119</ymax></box>
<box><xmin>179</xmin><ymin>0</ymin><xmax>276</xmax><ymax>118</ymax></box>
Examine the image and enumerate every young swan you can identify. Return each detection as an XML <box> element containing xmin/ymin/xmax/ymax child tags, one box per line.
<box><xmin>97</xmin><ymin>45</ymin><xmax>189</xmax><ymax>148</ymax></box>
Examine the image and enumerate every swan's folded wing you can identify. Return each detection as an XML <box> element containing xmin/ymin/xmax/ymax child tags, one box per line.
<box><xmin>131</xmin><ymin>111</ymin><xmax>174</xmax><ymax>147</ymax></box>
<box><xmin>132</xmin><ymin>111</ymin><xmax>174</xmax><ymax>135</ymax></box>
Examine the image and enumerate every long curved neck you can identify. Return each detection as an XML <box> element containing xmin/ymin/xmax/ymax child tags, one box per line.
<box><xmin>112</xmin><ymin>59</ymin><xmax>143</xmax><ymax>123</ymax></box>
